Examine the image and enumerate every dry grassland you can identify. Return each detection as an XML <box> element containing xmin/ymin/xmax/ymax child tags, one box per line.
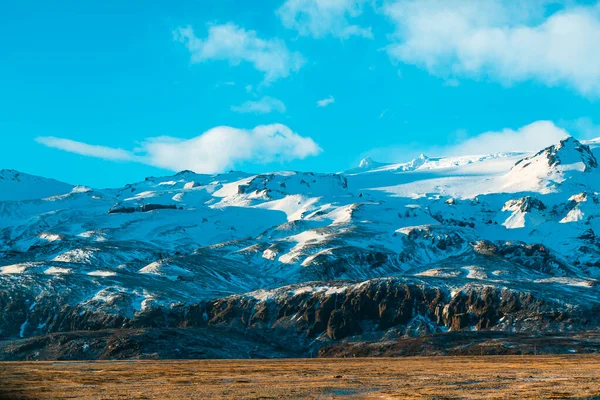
<box><xmin>1</xmin><ymin>355</ymin><xmax>600</xmax><ymax>399</ymax></box>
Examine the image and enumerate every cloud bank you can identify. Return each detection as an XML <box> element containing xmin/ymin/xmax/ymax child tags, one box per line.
<box><xmin>383</xmin><ymin>0</ymin><xmax>600</xmax><ymax>96</ymax></box>
<box><xmin>445</xmin><ymin>120</ymin><xmax>570</xmax><ymax>156</ymax></box>
<box><xmin>36</xmin><ymin>124</ymin><xmax>321</xmax><ymax>174</ymax></box>
<box><xmin>174</xmin><ymin>23</ymin><xmax>305</xmax><ymax>83</ymax></box>
<box><xmin>363</xmin><ymin>120</ymin><xmax>576</xmax><ymax>164</ymax></box>
<box><xmin>278</xmin><ymin>0</ymin><xmax>372</xmax><ymax>39</ymax></box>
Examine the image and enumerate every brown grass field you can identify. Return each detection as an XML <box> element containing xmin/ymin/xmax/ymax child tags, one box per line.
<box><xmin>1</xmin><ymin>355</ymin><xmax>600</xmax><ymax>399</ymax></box>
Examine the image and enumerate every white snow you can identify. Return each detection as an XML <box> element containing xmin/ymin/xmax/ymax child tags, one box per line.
<box><xmin>0</xmin><ymin>264</ymin><xmax>28</xmax><ymax>274</ymax></box>
<box><xmin>560</xmin><ymin>208</ymin><xmax>585</xmax><ymax>223</ymax></box>
<box><xmin>44</xmin><ymin>267</ymin><xmax>72</xmax><ymax>275</ymax></box>
<box><xmin>38</xmin><ymin>232</ymin><xmax>62</xmax><ymax>242</ymax></box>
<box><xmin>87</xmin><ymin>270</ymin><xmax>117</xmax><ymax>277</ymax></box>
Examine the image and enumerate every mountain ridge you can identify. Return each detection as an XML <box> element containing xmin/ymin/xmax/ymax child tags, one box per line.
<box><xmin>2</xmin><ymin>136</ymin><xmax>600</xmax><ymax>359</ymax></box>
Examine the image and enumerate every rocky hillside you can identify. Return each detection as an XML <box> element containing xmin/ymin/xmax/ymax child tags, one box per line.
<box><xmin>1</xmin><ymin>136</ymin><xmax>600</xmax><ymax>359</ymax></box>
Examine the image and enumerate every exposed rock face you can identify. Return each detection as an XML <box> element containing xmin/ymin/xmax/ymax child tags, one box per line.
<box><xmin>0</xmin><ymin>328</ymin><xmax>297</xmax><ymax>361</ymax></box>
<box><xmin>506</xmin><ymin>196</ymin><xmax>547</xmax><ymax>212</ymax></box>
<box><xmin>2</xmin><ymin>277</ymin><xmax>597</xmax><ymax>360</ymax></box>
<box><xmin>5</xmin><ymin>329</ymin><xmax>600</xmax><ymax>361</ymax></box>
<box><xmin>109</xmin><ymin>203</ymin><xmax>179</xmax><ymax>214</ymax></box>
<box><xmin>318</xmin><ymin>331</ymin><xmax>600</xmax><ymax>358</ymax></box>
<box><xmin>194</xmin><ymin>278</ymin><xmax>591</xmax><ymax>350</ymax></box>
<box><xmin>473</xmin><ymin>241</ymin><xmax>572</xmax><ymax>276</ymax></box>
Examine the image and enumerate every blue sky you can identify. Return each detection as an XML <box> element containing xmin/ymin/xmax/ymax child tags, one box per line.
<box><xmin>2</xmin><ymin>0</ymin><xmax>600</xmax><ymax>187</ymax></box>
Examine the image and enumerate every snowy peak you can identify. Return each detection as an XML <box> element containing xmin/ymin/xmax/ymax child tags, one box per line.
<box><xmin>358</xmin><ymin>157</ymin><xmax>386</xmax><ymax>169</ymax></box>
<box><xmin>0</xmin><ymin>169</ymin><xmax>37</xmax><ymax>182</ymax></box>
<box><xmin>234</xmin><ymin>171</ymin><xmax>349</xmax><ymax>200</ymax></box>
<box><xmin>398</xmin><ymin>154</ymin><xmax>429</xmax><ymax>172</ymax></box>
<box><xmin>0</xmin><ymin>169</ymin><xmax>74</xmax><ymax>202</ymax></box>
<box><xmin>500</xmin><ymin>196</ymin><xmax>547</xmax><ymax>229</ymax></box>
<box><xmin>504</xmin><ymin>196</ymin><xmax>547</xmax><ymax>213</ymax></box>
<box><xmin>356</xmin><ymin>154</ymin><xmax>430</xmax><ymax>173</ymax></box>
<box><xmin>515</xmin><ymin>136</ymin><xmax>598</xmax><ymax>173</ymax></box>
<box><xmin>547</xmin><ymin>136</ymin><xmax>597</xmax><ymax>171</ymax></box>
<box><xmin>347</xmin><ymin>152</ymin><xmax>525</xmax><ymax>178</ymax></box>
<box><xmin>502</xmin><ymin>137</ymin><xmax>599</xmax><ymax>193</ymax></box>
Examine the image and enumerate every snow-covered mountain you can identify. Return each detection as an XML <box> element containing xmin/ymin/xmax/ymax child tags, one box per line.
<box><xmin>2</xmin><ymin>136</ymin><xmax>600</xmax><ymax>359</ymax></box>
<box><xmin>0</xmin><ymin>169</ymin><xmax>74</xmax><ymax>201</ymax></box>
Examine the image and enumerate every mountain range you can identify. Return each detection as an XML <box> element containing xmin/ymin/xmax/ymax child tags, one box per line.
<box><xmin>2</xmin><ymin>136</ymin><xmax>600</xmax><ymax>359</ymax></box>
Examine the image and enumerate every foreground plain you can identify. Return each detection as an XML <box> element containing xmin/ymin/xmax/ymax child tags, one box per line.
<box><xmin>2</xmin><ymin>356</ymin><xmax>600</xmax><ymax>399</ymax></box>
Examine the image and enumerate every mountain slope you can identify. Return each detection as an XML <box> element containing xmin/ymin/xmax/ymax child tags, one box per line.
<box><xmin>1</xmin><ymin>136</ymin><xmax>600</xmax><ymax>359</ymax></box>
<box><xmin>0</xmin><ymin>170</ymin><xmax>74</xmax><ymax>201</ymax></box>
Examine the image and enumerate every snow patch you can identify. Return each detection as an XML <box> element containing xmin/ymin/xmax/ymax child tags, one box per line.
<box><xmin>0</xmin><ymin>264</ymin><xmax>28</xmax><ymax>274</ymax></box>
<box><xmin>87</xmin><ymin>270</ymin><xmax>117</xmax><ymax>277</ymax></box>
<box><xmin>44</xmin><ymin>267</ymin><xmax>71</xmax><ymax>275</ymax></box>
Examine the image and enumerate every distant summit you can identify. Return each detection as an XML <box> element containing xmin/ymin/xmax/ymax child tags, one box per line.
<box><xmin>503</xmin><ymin>136</ymin><xmax>599</xmax><ymax>193</ymax></box>
<box><xmin>357</xmin><ymin>157</ymin><xmax>386</xmax><ymax>169</ymax></box>
<box><xmin>515</xmin><ymin>136</ymin><xmax>598</xmax><ymax>172</ymax></box>
<box><xmin>397</xmin><ymin>154</ymin><xmax>429</xmax><ymax>172</ymax></box>
<box><xmin>0</xmin><ymin>169</ymin><xmax>73</xmax><ymax>201</ymax></box>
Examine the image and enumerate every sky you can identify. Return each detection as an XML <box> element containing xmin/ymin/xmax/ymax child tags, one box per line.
<box><xmin>2</xmin><ymin>0</ymin><xmax>600</xmax><ymax>188</ymax></box>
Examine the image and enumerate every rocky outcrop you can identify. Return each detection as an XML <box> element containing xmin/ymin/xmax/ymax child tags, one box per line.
<box><xmin>514</xmin><ymin>137</ymin><xmax>598</xmax><ymax>172</ymax></box>
<box><xmin>473</xmin><ymin>240</ymin><xmax>574</xmax><ymax>276</ymax></box>
<box><xmin>0</xmin><ymin>327</ymin><xmax>296</xmax><ymax>361</ymax></box>
<box><xmin>318</xmin><ymin>330</ymin><xmax>600</xmax><ymax>357</ymax></box>
<box><xmin>5</xmin><ymin>328</ymin><xmax>600</xmax><ymax>361</ymax></box>
<box><xmin>3</xmin><ymin>277</ymin><xmax>597</xmax><ymax>359</ymax></box>
<box><xmin>108</xmin><ymin>204</ymin><xmax>180</xmax><ymax>214</ymax></box>
<box><xmin>1</xmin><ymin>276</ymin><xmax>599</xmax><ymax>360</ymax></box>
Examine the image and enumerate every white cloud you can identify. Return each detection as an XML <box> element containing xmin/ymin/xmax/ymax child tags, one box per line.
<box><xmin>35</xmin><ymin>137</ymin><xmax>137</xmax><ymax>161</ymax></box>
<box><xmin>174</xmin><ymin>23</ymin><xmax>305</xmax><ymax>83</ymax></box>
<box><xmin>363</xmin><ymin>120</ymin><xmax>572</xmax><ymax>163</ymax></box>
<box><xmin>317</xmin><ymin>95</ymin><xmax>335</xmax><ymax>107</ymax></box>
<box><xmin>445</xmin><ymin>120</ymin><xmax>570</xmax><ymax>155</ymax></box>
<box><xmin>383</xmin><ymin>1</ymin><xmax>600</xmax><ymax>96</ymax></box>
<box><xmin>36</xmin><ymin>124</ymin><xmax>321</xmax><ymax>174</ymax></box>
<box><xmin>231</xmin><ymin>96</ymin><xmax>286</xmax><ymax>114</ymax></box>
<box><xmin>278</xmin><ymin>0</ymin><xmax>372</xmax><ymax>39</ymax></box>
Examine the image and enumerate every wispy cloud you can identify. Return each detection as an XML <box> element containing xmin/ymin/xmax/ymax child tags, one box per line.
<box><xmin>383</xmin><ymin>0</ymin><xmax>600</xmax><ymax>96</ymax></box>
<box><xmin>316</xmin><ymin>95</ymin><xmax>335</xmax><ymax>107</ymax></box>
<box><xmin>278</xmin><ymin>0</ymin><xmax>372</xmax><ymax>39</ymax></box>
<box><xmin>36</xmin><ymin>124</ymin><xmax>321</xmax><ymax>174</ymax></box>
<box><xmin>174</xmin><ymin>23</ymin><xmax>305</xmax><ymax>83</ymax></box>
<box><xmin>231</xmin><ymin>96</ymin><xmax>286</xmax><ymax>114</ymax></box>
<box><xmin>35</xmin><ymin>137</ymin><xmax>137</xmax><ymax>162</ymax></box>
